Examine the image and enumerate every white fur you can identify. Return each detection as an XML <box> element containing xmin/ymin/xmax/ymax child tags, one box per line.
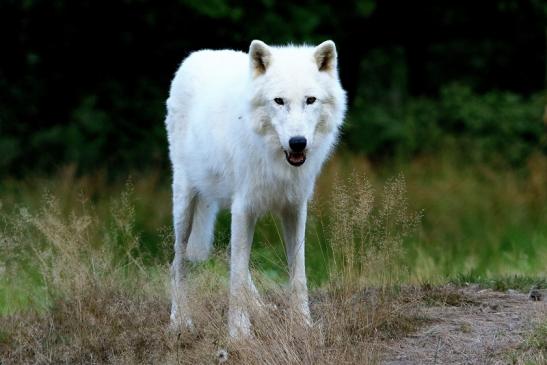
<box><xmin>166</xmin><ymin>40</ymin><xmax>346</xmax><ymax>338</ymax></box>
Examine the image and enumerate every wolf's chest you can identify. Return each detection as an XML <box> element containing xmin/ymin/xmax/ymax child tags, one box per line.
<box><xmin>243</xmin><ymin>169</ymin><xmax>309</xmax><ymax>212</ymax></box>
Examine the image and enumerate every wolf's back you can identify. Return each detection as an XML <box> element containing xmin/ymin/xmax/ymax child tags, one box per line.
<box><xmin>164</xmin><ymin>50</ymin><xmax>249</xmax><ymax>147</ymax></box>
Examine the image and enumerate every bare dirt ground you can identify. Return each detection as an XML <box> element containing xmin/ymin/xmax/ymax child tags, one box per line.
<box><xmin>381</xmin><ymin>286</ymin><xmax>546</xmax><ymax>365</ymax></box>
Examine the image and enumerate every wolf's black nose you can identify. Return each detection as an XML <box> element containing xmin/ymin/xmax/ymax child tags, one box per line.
<box><xmin>289</xmin><ymin>136</ymin><xmax>307</xmax><ymax>152</ymax></box>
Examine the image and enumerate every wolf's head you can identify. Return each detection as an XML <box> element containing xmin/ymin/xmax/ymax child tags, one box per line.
<box><xmin>248</xmin><ymin>40</ymin><xmax>346</xmax><ymax>167</ymax></box>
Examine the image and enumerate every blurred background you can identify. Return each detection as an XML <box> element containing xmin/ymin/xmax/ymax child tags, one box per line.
<box><xmin>1</xmin><ymin>0</ymin><xmax>546</xmax><ymax>173</ymax></box>
<box><xmin>1</xmin><ymin>0</ymin><xmax>546</xmax><ymax>291</ymax></box>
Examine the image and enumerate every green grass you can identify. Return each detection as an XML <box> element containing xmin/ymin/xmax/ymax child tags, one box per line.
<box><xmin>451</xmin><ymin>273</ymin><xmax>547</xmax><ymax>292</ymax></box>
<box><xmin>527</xmin><ymin>322</ymin><xmax>547</xmax><ymax>353</ymax></box>
<box><xmin>506</xmin><ymin>321</ymin><xmax>547</xmax><ymax>364</ymax></box>
<box><xmin>0</xmin><ymin>154</ymin><xmax>546</xmax><ymax>364</ymax></box>
<box><xmin>0</xmin><ymin>153</ymin><xmax>546</xmax><ymax>315</ymax></box>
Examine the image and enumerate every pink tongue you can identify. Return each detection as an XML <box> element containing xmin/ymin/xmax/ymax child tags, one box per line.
<box><xmin>290</xmin><ymin>153</ymin><xmax>304</xmax><ymax>163</ymax></box>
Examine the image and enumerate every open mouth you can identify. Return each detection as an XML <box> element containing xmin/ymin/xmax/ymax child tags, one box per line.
<box><xmin>284</xmin><ymin>151</ymin><xmax>306</xmax><ymax>166</ymax></box>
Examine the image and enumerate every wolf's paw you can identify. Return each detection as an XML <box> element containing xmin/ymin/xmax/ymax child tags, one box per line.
<box><xmin>291</xmin><ymin>303</ymin><xmax>312</xmax><ymax>327</ymax></box>
<box><xmin>250</xmin><ymin>296</ymin><xmax>277</xmax><ymax>313</ymax></box>
<box><xmin>169</xmin><ymin>312</ymin><xmax>195</xmax><ymax>335</ymax></box>
<box><xmin>228</xmin><ymin>308</ymin><xmax>251</xmax><ymax>339</ymax></box>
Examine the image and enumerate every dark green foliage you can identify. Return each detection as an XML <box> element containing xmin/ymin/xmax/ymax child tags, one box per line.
<box><xmin>347</xmin><ymin>84</ymin><xmax>546</xmax><ymax>164</ymax></box>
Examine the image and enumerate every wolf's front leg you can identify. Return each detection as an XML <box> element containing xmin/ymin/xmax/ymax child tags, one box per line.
<box><xmin>228</xmin><ymin>203</ymin><xmax>257</xmax><ymax>338</ymax></box>
<box><xmin>281</xmin><ymin>203</ymin><xmax>311</xmax><ymax>325</ymax></box>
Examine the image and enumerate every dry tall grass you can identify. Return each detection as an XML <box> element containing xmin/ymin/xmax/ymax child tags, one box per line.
<box><xmin>0</xmin><ymin>173</ymin><xmax>449</xmax><ymax>364</ymax></box>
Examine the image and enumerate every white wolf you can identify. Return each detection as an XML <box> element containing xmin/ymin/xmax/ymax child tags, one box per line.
<box><xmin>165</xmin><ymin>40</ymin><xmax>346</xmax><ymax>338</ymax></box>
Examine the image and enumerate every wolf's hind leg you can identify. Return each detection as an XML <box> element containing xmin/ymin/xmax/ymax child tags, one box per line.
<box><xmin>170</xmin><ymin>175</ymin><xmax>196</xmax><ymax>331</ymax></box>
<box><xmin>186</xmin><ymin>196</ymin><xmax>218</xmax><ymax>262</ymax></box>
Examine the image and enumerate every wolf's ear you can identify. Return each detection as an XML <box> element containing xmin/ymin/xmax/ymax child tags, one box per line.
<box><xmin>313</xmin><ymin>40</ymin><xmax>337</xmax><ymax>73</ymax></box>
<box><xmin>249</xmin><ymin>40</ymin><xmax>272</xmax><ymax>77</ymax></box>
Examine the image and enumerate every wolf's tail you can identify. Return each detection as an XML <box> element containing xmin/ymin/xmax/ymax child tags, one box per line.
<box><xmin>185</xmin><ymin>197</ymin><xmax>218</xmax><ymax>262</ymax></box>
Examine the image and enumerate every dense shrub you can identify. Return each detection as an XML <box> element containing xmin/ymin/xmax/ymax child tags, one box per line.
<box><xmin>347</xmin><ymin>85</ymin><xmax>546</xmax><ymax>164</ymax></box>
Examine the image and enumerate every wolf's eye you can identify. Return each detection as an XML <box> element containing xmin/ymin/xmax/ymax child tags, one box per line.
<box><xmin>306</xmin><ymin>97</ymin><xmax>317</xmax><ymax>105</ymax></box>
<box><xmin>274</xmin><ymin>98</ymin><xmax>284</xmax><ymax>105</ymax></box>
